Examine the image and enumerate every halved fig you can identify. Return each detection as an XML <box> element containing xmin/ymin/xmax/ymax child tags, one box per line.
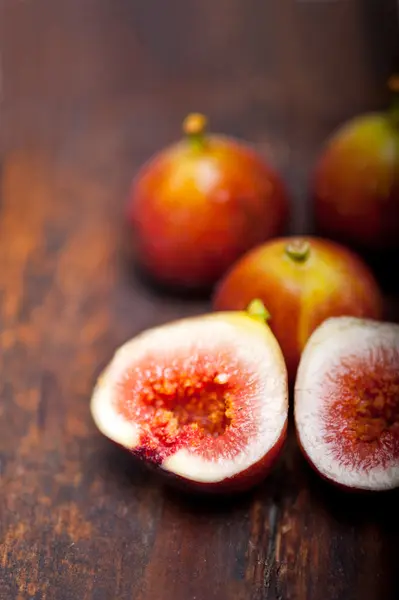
<box><xmin>295</xmin><ymin>316</ymin><xmax>399</xmax><ymax>491</ymax></box>
<box><xmin>90</xmin><ymin>303</ymin><xmax>288</xmax><ymax>492</ymax></box>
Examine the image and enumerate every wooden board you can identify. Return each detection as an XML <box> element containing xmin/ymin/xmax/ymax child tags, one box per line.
<box><xmin>1</xmin><ymin>1</ymin><xmax>398</xmax><ymax>599</ymax></box>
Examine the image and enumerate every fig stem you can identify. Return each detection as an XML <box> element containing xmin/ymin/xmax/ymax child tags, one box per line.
<box><xmin>387</xmin><ymin>75</ymin><xmax>399</xmax><ymax>127</ymax></box>
<box><xmin>246</xmin><ymin>299</ymin><xmax>271</xmax><ymax>323</ymax></box>
<box><xmin>285</xmin><ymin>239</ymin><xmax>311</xmax><ymax>263</ymax></box>
<box><xmin>183</xmin><ymin>113</ymin><xmax>208</xmax><ymax>150</ymax></box>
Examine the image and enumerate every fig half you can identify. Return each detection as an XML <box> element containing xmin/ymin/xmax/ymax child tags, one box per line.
<box><xmin>91</xmin><ymin>304</ymin><xmax>288</xmax><ymax>492</ymax></box>
<box><xmin>295</xmin><ymin>317</ymin><xmax>399</xmax><ymax>491</ymax></box>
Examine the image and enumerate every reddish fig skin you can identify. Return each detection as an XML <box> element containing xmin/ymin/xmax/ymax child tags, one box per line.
<box><xmin>127</xmin><ymin>114</ymin><xmax>289</xmax><ymax>289</ymax></box>
<box><xmin>133</xmin><ymin>421</ymin><xmax>287</xmax><ymax>495</ymax></box>
<box><xmin>295</xmin><ymin>433</ymin><xmax>373</xmax><ymax>495</ymax></box>
<box><xmin>312</xmin><ymin>78</ymin><xmax>399</xmax><ymax>250</ymax></box>
<box><xmin>213</xmin><ymin>237</ymin><xmax>383</xmax><ymax>383</ymax></box>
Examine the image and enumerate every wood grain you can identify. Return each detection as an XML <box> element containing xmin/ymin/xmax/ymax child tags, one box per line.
<box><xmin>0</xmin><ymin>1</ymin><xmax>398</xmax><ymax>599</ymax></box>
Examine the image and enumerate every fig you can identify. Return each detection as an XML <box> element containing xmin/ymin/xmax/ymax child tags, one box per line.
<box><xmin>127</xmin><ymin>113</ymin><xmax>289</xmax><ymax>290</ymax></box>
<box><xmin>294</xmin><ymin>316</ymin><xmax>399</xmax><ymax>491</ymax></box>
<box><xmin>213</xmin><ymin>236</ymin><xmax>383</xmax><ymax>383</ymax></box>
<box><xmin>90</xmin><ymin>301</ymin><xmax>288</xmax><ymax>493</ymax></box>
<box><xmin>312</xmin><ymin>75</ymin><xmax>399</xmax><ymax>250</ymax></box>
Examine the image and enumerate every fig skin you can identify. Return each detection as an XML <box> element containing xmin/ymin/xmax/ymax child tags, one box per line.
<box><xmin>312</xmin><ymin>111</ymin><xmax>399</xmax><ymax>251</ymax></box>
<box><xmin>213</xmin><ymin>236</ymin><xmax>383</xmax><ymax>383</ymax></box>
<box><xmin>127</xmin><ymin>114</ymin><xmax>289</xmax><ymax>290</ymax></box>
<box><xmin>136</xmin><ymin>420</ymin><xmax>287</xmax><ymax>495</ymax></box>
<box><xmin>294</xmin><ymin>432</ymin><xmax>370</xmax><ymax>494</ymax></box>
<box><xmin>295</xmin><ymin>433</ymin><xmax>397</xmax><ymax>495</ymax></box>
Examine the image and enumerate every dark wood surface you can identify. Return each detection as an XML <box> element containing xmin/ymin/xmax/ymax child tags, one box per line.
<box><xmin>1</xmin><ymin>1</ymin><xmax>398</xmax><ymax>599</ymax></box>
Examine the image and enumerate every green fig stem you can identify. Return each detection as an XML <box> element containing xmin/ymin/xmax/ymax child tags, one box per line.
<box><xmin>285</xmin><ymin>239</ymin><xmax>311</xmax><ymax>263</ymax></box>
<box><xmin>387</xmin><ymin>75</ymin><xmax>399</xmax><ymax>127</ymax></box>
<box><xmin>246</xmin><ymin>299</ymin><xmax>271</xmax><ymax>323</ymax></box>
<box><xmin>183</xmin><ymin>113</ymin><xmax>208</xmax><ymax>150</ymax></box>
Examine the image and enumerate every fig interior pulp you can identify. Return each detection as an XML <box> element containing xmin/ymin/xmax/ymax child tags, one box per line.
<box><xmin>127</xmin><ymin>113</ymin><xmax>290</xmax><ymax>289</ymax></box>
<box><xmin>90</xmin><ymin>302</ymin><xmax>288</xmax><ymax>492</ymax></box>
<box><xmin>295</xmin><ymin>317</ymin><xmax>399</xmax><ymax>491</ymax></box>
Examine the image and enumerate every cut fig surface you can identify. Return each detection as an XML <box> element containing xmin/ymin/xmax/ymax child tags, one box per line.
<box><xmin>91</xmin><ymin>310</ymin><xmax>288</xmax><ymax>491</ymax></box>
<box><xmin>295</xmin><ymin>317</ymin><xmax>399</xmax><ymax>491</ymax></box>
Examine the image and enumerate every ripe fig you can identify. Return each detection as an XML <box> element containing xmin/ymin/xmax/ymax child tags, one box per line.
<box><xmin>312</xmin><ymin>76</ymin><xmax>399</xmax><ymax>250</ymax></box>
<box><xmin>127</xmin><ymin>113</ymin><xmax>289</xmax><ymax>290</ymax></box>
<box><xmin>295</xmin><ymin>317</ymin><xmax>399</xmax><ymax>491</ymax></box>
<box><xmin>213</xmin><ymin>236</ymin><xmax>383</xmax><ymax>382</ymax></box>
<box><xmin>90</xmin><ymin>301</ymin><xmax>288</xmax><ymax>493</ymax></box>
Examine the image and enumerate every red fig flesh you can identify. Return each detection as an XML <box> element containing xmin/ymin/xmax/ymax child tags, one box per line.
<box><xmin>295</xmin><ymin>317</ymin><xmax>399</xmax><ymax>491</ymax></box>
<box><xmin>91</xmin><ymin>308</ymin><xmax>288</xmax><ymax>492</ymax></box>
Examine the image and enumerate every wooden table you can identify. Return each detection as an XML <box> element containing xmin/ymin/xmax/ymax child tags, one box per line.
<box><xmin>1</xmin><ymin>1</ymin><xmax>398</xmax><ymax>599</ymax></box>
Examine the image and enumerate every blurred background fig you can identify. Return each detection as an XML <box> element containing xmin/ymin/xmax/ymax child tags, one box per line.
<box><xmin>127</xmin><ymin>113</ymin><xmax>290</xmax><ymax>290</ymax></box>
<box><xmin>213</xmin><ymin>236</ymin><xmax>383</xmax><ymax>383</ymax></box>
<box><xmin>312</xmin><ymin>76</ymin><xmax>399</xmax><ymax>251</ymax></box>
